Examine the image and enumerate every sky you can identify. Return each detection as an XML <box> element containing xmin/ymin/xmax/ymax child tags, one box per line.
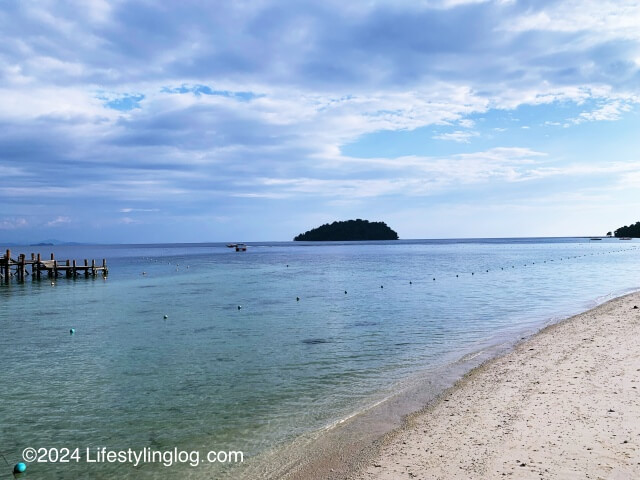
<box><xmin>1</xmin><ymin>0</ymin><xmax>639</xmax><ymax>243</ymax></box>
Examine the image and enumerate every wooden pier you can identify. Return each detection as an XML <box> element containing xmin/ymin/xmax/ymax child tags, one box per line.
<box><xmin>1</xmin><ymin>249</ymin><xmax>108</xmax><ymax>282</ymax></box>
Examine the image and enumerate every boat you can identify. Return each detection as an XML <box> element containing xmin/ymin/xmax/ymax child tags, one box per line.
<box><xmin>227</xmin><ymin>243</ymin><xmax>247</xmax><ymax>251</ymax></box>
<box><xmin>589</xmin><ymin>238</ymin><xmax>602</xmax><ymax>241</ymax></box>
<box><xmin>619</xmin><ymin>237</ymin><xmax>632</xmax><ymax>240</ymax></box>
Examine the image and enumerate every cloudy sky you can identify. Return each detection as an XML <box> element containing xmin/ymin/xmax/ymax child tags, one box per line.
<box><xmin>1</xmin><ymin>0</ymin><xmax>639</xmax><ymax>243</ymax></box>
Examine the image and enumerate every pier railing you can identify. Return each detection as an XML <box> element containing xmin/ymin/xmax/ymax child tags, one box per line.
<box><xmin>1</xmin><ymin>249</ymin><xmax>108</xmax><ymax>282</ymax></box>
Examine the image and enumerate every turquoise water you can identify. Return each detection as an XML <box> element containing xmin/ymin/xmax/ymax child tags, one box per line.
<box><xmin>1</xmin><ymin>238</ymin><xmax>639</xmax><ymax>478</ymax></box>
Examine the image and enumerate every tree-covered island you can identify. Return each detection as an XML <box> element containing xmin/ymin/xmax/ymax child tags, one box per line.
<box><xmin>294</xmin><ymin>219</ymin><xmax>399</xmax><ymax>241</ymax></box>
<box><xmin>614</xmin><ymin>221</ymin><xmax>640</xmax><ymax>237</ymax></box>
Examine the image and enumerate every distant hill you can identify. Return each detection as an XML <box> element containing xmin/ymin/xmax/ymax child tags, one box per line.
<box><xmin>0</xmin><ymin>239</ymin><xmax>85</xmax><ymax>247</ymax></box>
<box><xmin>294</xmin><ymin>219</ymin><xmax>399</xmax><ymax>241</ymax></box>
<box><xmin>614</xmin><ymin>221</ymin><xmax>640</xmax><ymax>238</ymax></box>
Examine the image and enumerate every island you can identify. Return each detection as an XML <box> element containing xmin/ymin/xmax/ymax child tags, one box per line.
<box><xmin>614</xmin><ymin>221</ymin><xmax>640</xmax><ymax>238</ymax></box>
<box><xmin>294</xmin><ymin>219</ymin><xmax>399</xmax><ymax>241</ymax></box>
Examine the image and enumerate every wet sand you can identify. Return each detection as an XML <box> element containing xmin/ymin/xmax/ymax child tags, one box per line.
<box><xmin>353</xmin><ymin>291</ymin><xmax>640</xmax><ymax>479</ymax></box>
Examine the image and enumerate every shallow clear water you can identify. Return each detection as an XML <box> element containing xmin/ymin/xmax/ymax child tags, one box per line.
<box><xmin>1</xmin><ymin>238</ymin><xmax>639</xmax><ymax>478</ymax></box>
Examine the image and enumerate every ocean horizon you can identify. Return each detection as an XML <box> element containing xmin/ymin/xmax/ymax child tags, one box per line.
<box><xmin>1</xmin><ymin>237</ymin><xmax>639</xmax><ymax>478</ymax></box>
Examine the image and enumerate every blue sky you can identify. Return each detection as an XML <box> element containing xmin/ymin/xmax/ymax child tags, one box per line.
<box><xmin>1</xmin><ymin>0</ymin><xmax>639</xmax><ymax>243</ymax></box>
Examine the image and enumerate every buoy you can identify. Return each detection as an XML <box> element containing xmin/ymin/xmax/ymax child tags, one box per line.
<box><xmin>69</xmin><ymin>328</ymin><xmax>75</xmax><ymax>335</ymax></box>
<box><xmin>380</xmin><ymin>285</ymin><xmax>383</xmax><ymax>289</ymax></box>
<box><xmin>237</xmin><ymin>305</ymin><xmax>242</xmax><ymax>310</ymax></box>
<box><xmin>164</xmin><ymin>315</ymin><xmax>168</xmax><ymax>319</ymax></box>
<box><xmin>14</xmin><ymin>463</ymin><xmax>26</xmax><ymax>474</ymax></box>
<box><xmin>456</xmin><ymin>274</ymin><xmax>458</xmax><ymax>277</ymax></box>
<box><xmin>344</xmin><ymin>291</ymin><xmax>347</xmax><ymax>294</ymax></box>
<box><xmin>296</xmin><ymin>297</ymin><xmax>300</xmax><ymax>301</ymax></box>
<box><xmin>409</xmin><ymin>281</ymin><xmax>412</xmax><ymax>285</ymax></box>
<box><xmin>433</xmin><ymin>278</ymin><xmax>435</xmax><ymax>281</ymax></box>
<box><xmin>471</xmin><ymin>272</ymin><xmax>474</xmax><ymax>275</ymax></box>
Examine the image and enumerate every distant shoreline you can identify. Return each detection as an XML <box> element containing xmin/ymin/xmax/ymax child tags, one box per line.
<box><xmin>2</xmin><ymin>236</ymin><xmax>636</xmax><ymax>248</ymax></box>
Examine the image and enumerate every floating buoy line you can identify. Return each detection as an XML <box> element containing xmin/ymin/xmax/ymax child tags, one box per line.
<box><xmin>137</xmin><ymin>245</ymin><xmax>640</xmax><ymax>312</ymax></box>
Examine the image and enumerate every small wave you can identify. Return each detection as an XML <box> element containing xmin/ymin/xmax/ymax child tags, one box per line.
<box><xmin>302</xmin><ymin>338</ymin><xmax>331</xmax><ymax>345</ymax></box>
<box><xmin>351</xmin><ymin>321</ymin><xmax>378</xmax><ymax>327</ymax></box>
<box><xmin>194</xmin><ymin>325</ymin><xmax>218</xmax><ymax>334</ymax></box>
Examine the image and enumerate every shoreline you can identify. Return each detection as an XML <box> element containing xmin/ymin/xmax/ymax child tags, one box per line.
<box><xmin>350</xmin><ymin>290</ymin><xmax>640</xmax><ymax>479</ymax></box>
<box><xmin>238</xmin><ymin>291</ymin><xmax>640</xmax><ymax>480</ymax></box>
<box><xmin>238</xmin><ymin>326</ymin><xmax>521</xmax><ymax>480</ymax></box>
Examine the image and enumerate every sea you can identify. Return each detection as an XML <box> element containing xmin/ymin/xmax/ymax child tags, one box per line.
<box><xmin>1</xmin><ymin>238</ymin><xmax>639</xmax><ymax>479</ymax></box>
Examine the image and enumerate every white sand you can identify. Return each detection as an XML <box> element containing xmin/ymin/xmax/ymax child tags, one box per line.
<box><xmin>354</xmin><ymin>292</ymin><xmax>640</xmax><ymax>479</ymax></box>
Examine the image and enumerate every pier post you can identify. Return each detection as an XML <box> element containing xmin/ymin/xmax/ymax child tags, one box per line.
<box><xmin>91</xmin><ymin>259</ymin><xmax>96</xmax><ymax>276</ymax></box>
<box><xmin>19</xmin><ymin>254</ymin><xmax>25</xmax><ymax>282</ymax></box>
<box><xmin>5</xmin><ymin>249</ymin><xmax>11</xmax><ymax>281</ymax></box>
<box><xmin>102</xmin><ymin>258</ymin><xmax>107</xmax><ymax>276</ymax></box>
<box><xmin>36</xmin><ymin>253</ymin><xmax>41</xmax><ymax>279</ymax></box>
<box><xmin>53</xmin><ymin>259</ymin><xmax>58</xmax><ymax>278</ymax></box>
<box><xmin>66</xmin><ymin>259</ymin><xmax>71</xmax><ymax>278</ymax></box>
<box><xmin>72</xmin><ymin>259</ymin><xmax>77</xmax><ymax>277</ymax></box>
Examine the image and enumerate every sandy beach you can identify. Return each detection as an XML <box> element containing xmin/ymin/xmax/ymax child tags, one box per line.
<box><xmin>353</xmin><ymin>291</ymin><xmax>640</xmax><ymax>480</ymax></box>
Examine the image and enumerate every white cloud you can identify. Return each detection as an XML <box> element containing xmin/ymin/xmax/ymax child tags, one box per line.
<box><xmin>0</xmin><ymin>218</ymin><xmax>28</xmax><ymax>230</ymax></box>
<box><xmin>0</xmin><ymin>166</ymin><xmax>29</xmax><ymax>177</ymax></box>
<box><xmin>433</xmin><ymin>130</ymin><xmax>480</xmax><ymax>143</ymax></box>
<box><xmin>570</xmin><ymin>100</ymin><xmax>633</xmax><ymax>124</ymax></box>
<box><xmin>516</xmin><ymin>161</ymin><xmax>640</xmax><ymax>182</ymax></box>
<box><xmin>0</xmin><ymin>86</ymin><xmax>114</xmax><ymax>121</ymax></box>
<box><xmin>119</xmin><ymin>208</ymin><xmax>160</xmax><ymax>213</ymax></box>
<box><xmin>618</xmin><ymin>170</ymin><xmax>640</xmax><ymax>189</ymax></box>
<box><xmin>243</xmin><ymin>147</ymin><xmax>549</xmax><ymax>198</ymax></box>
<box><xmin>46</xmin><ymin>216</ymin><xmax>72</xmax><ymax>227</ymax></box>
<box><xmin>504</xmin><ymin>0</ymin><xmax>640</xmax><ymax>41</ymax></box>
